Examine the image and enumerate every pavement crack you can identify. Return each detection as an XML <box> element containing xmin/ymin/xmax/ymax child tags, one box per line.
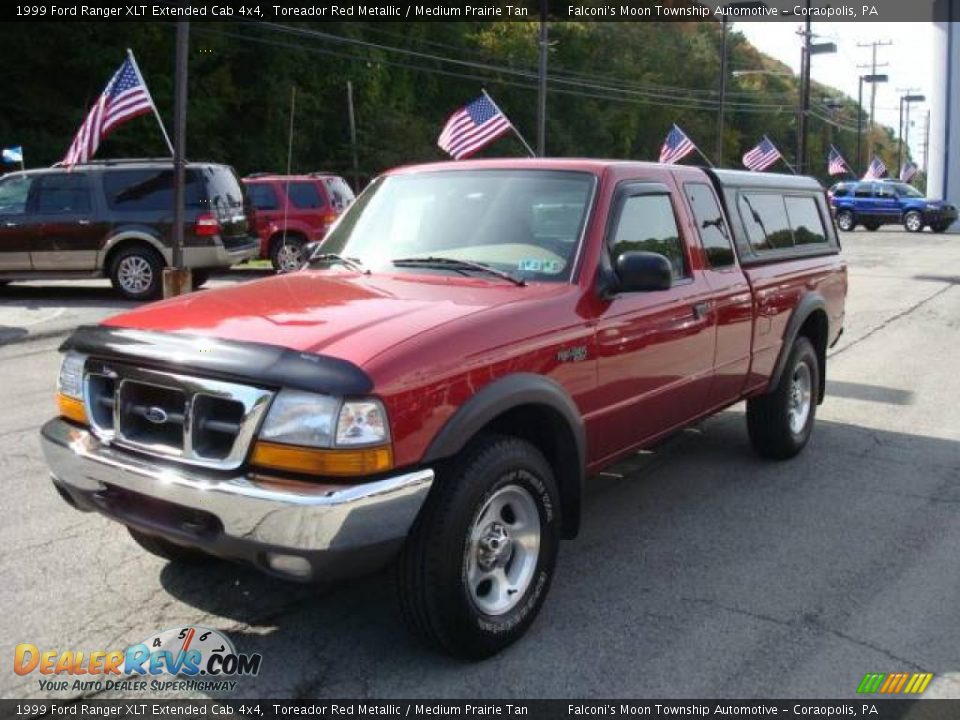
<box><xmin>684</xmin><ymin>596</ymin><xmax>925</xmax><ymax>670</ymax></box>
<box><xmin>829</xmin><ymin>284</ymin><xmax>953</xmax><ymax>359</ymax></box>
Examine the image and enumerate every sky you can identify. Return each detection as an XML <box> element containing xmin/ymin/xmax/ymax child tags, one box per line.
<box><xmin>738</xmin><ymin>22</ymin><xmax>934</xmax><ymax>161</ymax></box>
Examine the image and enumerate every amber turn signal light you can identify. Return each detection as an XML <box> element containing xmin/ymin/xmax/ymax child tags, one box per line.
<box><xmin>57</xmin><ymin>393</ymin><xmax>88</xmax><ymax>426</ymax></box>
<box><xmin>250</xmin><ymin>441</ymin><xmax>394</xmax><ymax>477</ymax></box>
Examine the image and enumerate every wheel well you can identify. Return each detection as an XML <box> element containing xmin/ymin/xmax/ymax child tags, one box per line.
<box><xmin>480</xmin><ymin>403</ymin><xmax>582</xmax><ymax>539</ymax></box>
<box><xmin>104</xmin><ymin>239</ymin><xmax>165</xmax><ymax>274</ymax></box>
<box><xmin>796</xmin><ymin>310</ymin><xmax>828</xmax><ymax>404</ymax></box>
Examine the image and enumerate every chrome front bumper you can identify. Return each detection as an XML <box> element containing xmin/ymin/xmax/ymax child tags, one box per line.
<box><xmin>41</xmin><ymin>418</ymin><xmax>434</xmax><ymax>580</ymax></box>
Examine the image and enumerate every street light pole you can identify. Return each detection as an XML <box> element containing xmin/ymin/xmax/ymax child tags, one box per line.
<box><xmin>716</xmin><ymin>17</ymin><xmax>729</xmax><ymax>166</ymax></box>
<box><xmin>797</xmin><ymin>6</ymin><xmax>811</xmax><ymax>173</ymax></box>
<box><xmin>857</xmin><ymin>77</ymin><xmax>864</xmax><ymax>176</ymax></box>
<box><xmin>536</xmin><ymin>0</ymin><xmax>547</xmax><ymax>157</ymax></box>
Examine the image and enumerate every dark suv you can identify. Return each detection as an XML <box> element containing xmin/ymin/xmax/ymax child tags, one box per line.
<box><xmin>829</xmin><ymin>180</ymin><xmax>957</xmax><ymax>233</ymax></box>
<box><xmin>0</xmin><ymin>159</ymin><xmax>260</xmax><ymax>299</ymax></box>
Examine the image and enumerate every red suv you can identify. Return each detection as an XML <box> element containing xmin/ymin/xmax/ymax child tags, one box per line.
<box><xmin>243</xmin><ymin>173</ymin><xmax>355</xmax><ymax>272</ymax></box>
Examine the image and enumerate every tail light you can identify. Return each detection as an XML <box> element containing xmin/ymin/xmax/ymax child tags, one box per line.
<box><xmin>195</xmin><ymin>212</ymin><xmax>220</xmax><ymax>237</ymax></box>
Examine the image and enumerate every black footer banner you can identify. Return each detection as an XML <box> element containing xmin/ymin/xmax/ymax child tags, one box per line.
<box><xmin>3</xmin><ymin>700</ymin><xmax>960</xmax><ymax>720</ymax></box>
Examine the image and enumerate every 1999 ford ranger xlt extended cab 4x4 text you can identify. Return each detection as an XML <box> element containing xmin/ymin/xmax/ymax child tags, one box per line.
<box><xmin>41</xmin><ymin>159</ymin><xmax>846</xmax><ymax>658</ymax></box>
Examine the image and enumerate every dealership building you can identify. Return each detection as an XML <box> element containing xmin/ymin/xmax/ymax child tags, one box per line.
<box><xmin>928</xmin><ymin>12</ymin><xmax>960</xmax><ymax>216</ymax></box>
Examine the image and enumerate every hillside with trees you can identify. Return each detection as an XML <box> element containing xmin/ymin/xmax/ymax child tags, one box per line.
<box><xmin>0</xmin><ymin>21</ymin><xmax>908</xmax><ymax>186</ymax></box>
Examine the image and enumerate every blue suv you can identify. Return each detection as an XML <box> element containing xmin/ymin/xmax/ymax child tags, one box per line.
<box><xmin>829</xmin><ymin>180</ymin><xmax>957</xmax><ymax>233</ymax></box>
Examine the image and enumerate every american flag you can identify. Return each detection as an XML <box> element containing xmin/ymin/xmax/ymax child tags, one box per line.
<box><xmin>862</xmin><ymin>155</ymin><xmax>888</xmax><ymax>181</ymax></box>
<box><xmin>437</xmin><ymin>94</ymin><xmax>512</xmax><ymax>160</ymax></box>
<box><xmin>63</xmin><ymin>56</ymin><xmax>155</xmax><ymax>167</ymax></box>
<box><xmin>900</xmin><ymin>160</ymin><xmax>918</xmax><ymax>183</ymax></box>
<box><xmin>828</xmin><ymin>146</ymin><xmax>849</xmax><ymax>176</ymax></box>
<box><xmin>742</xmin><ymin>136</ymin><xmax>782</xmax><ymax>172</ymax></box>
<box><xmin>659</xmin><ymin>124</ymin><xmax>696</xmax><ymax>164</ymax></box>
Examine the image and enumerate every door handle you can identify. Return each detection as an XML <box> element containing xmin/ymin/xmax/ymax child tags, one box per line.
<box><xmin>692</xmin><ymin>301</ymin><xmax>712</xmax><ymax>320</ymax></box>
<box><xmin>3</xmin><ymin>221</ymin><xmax>17</xmax><ymax>228</ymax></box>
<box><xmin>78</xmin><ymin>219</ymin><xmax>91</xmax><ymax>225</ymax></box>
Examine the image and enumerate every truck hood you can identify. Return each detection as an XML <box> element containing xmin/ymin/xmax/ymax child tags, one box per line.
<box><xmin>103</xmin><ymin>270</ymin><xmax>567</xmax><ymax>367</ymax></box>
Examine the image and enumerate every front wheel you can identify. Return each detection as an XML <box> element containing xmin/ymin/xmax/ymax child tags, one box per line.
<box><xmin>191</xmin><ymin>269</ymin><xmax>210</xmax><ymax>288</ymax></box>
<box><xmin>932</xmin><ymin>222</ymin><xmax>951</xmax><ymax>233</ymax></box>
<box><xmin>903</xmin><ymin>210</ymin><xmax>924</xmax><ymax>233</ymax></box>
<box><xmin>397</xmin><ymin>435</ymin><xmax>560</xmax><ymax>659</ymax></box>
<box><xmin>835</xmin><ymin>210</ymin><xmax>855</xmax><ymax>232</ymax></box>
<box><xmin>746</xmin><ymin>337</ymin><xmax>820</xmax><ymax>460</ymax></box>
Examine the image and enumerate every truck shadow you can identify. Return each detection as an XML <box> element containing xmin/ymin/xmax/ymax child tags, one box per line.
<box><xmin>156</xmin><ymin>412</ymin><xmax>960</xmax><ymax>697</ymax></box>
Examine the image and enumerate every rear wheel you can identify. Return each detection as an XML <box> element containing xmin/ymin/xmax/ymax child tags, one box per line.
<box><xmin>128</xmin><ymin>527</ymin><xmax>210</xmax><ymax>564</ymax></box>
<box><xmin>270</xmin><ymin>234</ymin><xmax>306</xmax><ymax>273</ymax></box>
<box><xmin>747</xmin><ymin>337</ymin><xmax>820</xmax><ymax>460</ymax></box>
<box><xmin>932</xmin><ymin>222</ymin><xmax>951</xmax><ymax>233</ymax></box>
<box><xmin>109</xmin><ymin>245</ymin><xmax>164</xmax><ymax>301</ymax></box>
<box><xmin>835</xmin><ymin>210</ymin><xmax>855</xmax><ymax>232</ymax></box>
<box><xmin>903</xmin><ymin>210</ymin><xmax>924</xmax><ymax>233</ymax></box>
<box><xmin>397</xmin><ymin>435</ymin><xmax>560</xmax><ymax>659</ymax></box>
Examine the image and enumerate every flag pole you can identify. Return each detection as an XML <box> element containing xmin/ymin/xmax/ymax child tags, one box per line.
<box><xmin>693</xmin><ymin>145</ymin><xmax>715</xmax><ymax>168</ymax></box>
<box><xmin>482</xmin><ymin>88</ymin><xmax>536</xmax><ymax>158</ymax></box>
<box><xmin>127</xmin><ymin>48</ymin><xmax>175</xmax><ymax>157</ymax></box>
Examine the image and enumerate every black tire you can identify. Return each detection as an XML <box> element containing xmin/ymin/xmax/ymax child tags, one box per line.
<box><xmin>270</xmin><ymin>234</ymin><xmax>307</xmax><ymax>273</ymax></box>
<box><xmin>746</xmin><ymin>336</ymin><xmax>820</xmax><ymax>460</ymax></box>
<box><xmin>864</xmin><ymin>222</ymin><xmax>880</xmax><ymax>232</ymax></box>
<box><xmin>109</xmin><ymin>245</ymin><xmax>164</xmax><ymax>301</ymax></box>
<box><xmin>835</xmin><ymin>210</ymin><xmax>855</xmax><ymax>232</ymax></box>
<box><xmin>932</xmin><ymin>222</ymin><xmax>950</xmax><ymax>233</ymax></box>
<box><xmin>191</xmin><ymin>269</ymin><xmax>210</xmax><ymax>288</ymax></box>
<box><xmin>397</xmin><ymin>435</ymin><xmax>561</xmax><ymax>659</ymax></box>
<box><xmin>127</xmin><ymin>527</ymin><xmax>210</xmax><ymax>564</ymax></box>
<box><xmin>903</xmin><ymin>210</ymin><xmax>924</xmax><ymax>233</ymax></box>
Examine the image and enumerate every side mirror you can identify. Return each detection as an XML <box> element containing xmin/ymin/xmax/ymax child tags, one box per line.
<box><xmin>613</xmin><ymin>251</ymin><xmax>673</xmax><ymax>293</ymax></box>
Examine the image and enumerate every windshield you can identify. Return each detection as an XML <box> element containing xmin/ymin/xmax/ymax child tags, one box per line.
<box><xmin>890</xmin><ymin>183</ymin><xmax>924</xmax><ymax>198</ymax></box>
<box><xmin>318</xmin><ymin>170</ymin><xmax>595</xmax><ymax>282</ymax></box>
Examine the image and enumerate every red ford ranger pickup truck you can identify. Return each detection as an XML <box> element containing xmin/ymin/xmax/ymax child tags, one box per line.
<box><xmin>41</xmin><ymin>159</ymin><xmax>846</xmax><ymax>659</ymax></box>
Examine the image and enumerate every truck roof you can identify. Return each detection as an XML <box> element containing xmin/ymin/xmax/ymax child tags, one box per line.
<box><xmin>387</xmin><ymin>158</ymin><xmax>821</xmax><ymax>188</ymax></box>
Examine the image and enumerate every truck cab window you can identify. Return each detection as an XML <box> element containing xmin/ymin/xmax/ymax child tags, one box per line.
<box><xmin>784</xmin><ymin>196</ymin><xmax>827</xmax><ymax>245</ymax></box>
<box><xmin>610</xmin><ymin>194</ymin><xmax>688</xmax><ymax>280</ymax></box>
<box><xmin>684</xmin><ymin>182</ymin><xmax>735</xmax><ymax>267</ymax></box>
<box><xmin>739</xmin><ymin>193</ymin><xmax>793</xmax><ymax>251</ymax></box>
<box><xmin>0</xmin><ymin>175</ymin><xmax>34</xmax><ymax>215</ymax></box>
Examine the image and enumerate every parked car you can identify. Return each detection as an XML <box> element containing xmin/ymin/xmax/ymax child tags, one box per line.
<box><xmin>829</xmin><ymin>179</ymin><xmax>957</xmax><ymax>233</ymax></box>
<box><xmin>0</xmin><ymin>159</ymin><xmax>259</xmax><ymax>299</ymax></box>
<box><xmin>243</xmin><ymin>173</ymin><xmax>355</xmax><ymax>272</ymax></box>
<box><xmin>42</xmin><ymin>159</ymin><xmax>846</xmax><ymax>658</ymax></box>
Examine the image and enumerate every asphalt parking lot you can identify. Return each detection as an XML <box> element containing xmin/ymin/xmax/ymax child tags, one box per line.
<box><xmin>2</xmin><ymin>228</ymin><xmax>959</xmax><ymax>700</ymax></box>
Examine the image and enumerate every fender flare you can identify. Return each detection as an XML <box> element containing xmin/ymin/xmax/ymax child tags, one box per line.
<box><xmin>767</xmin><ymin>292</ymin><xmax>828</xmax><ymax>397</ymax></box>
<box><xmin>99</xmin><ymin>230</ymin><xmax>170</xmax><ymax>269</ymax></box>
<box><xmin>422</xmin><ymin>373</ymin><xmax>587</xmax><ymax>538</ymax></box>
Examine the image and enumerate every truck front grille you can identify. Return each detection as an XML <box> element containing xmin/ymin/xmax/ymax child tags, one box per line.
<box><xmin>83</xmin><ymin>360</ymin><xmax>273</xmax><ymax>470</ymax></box>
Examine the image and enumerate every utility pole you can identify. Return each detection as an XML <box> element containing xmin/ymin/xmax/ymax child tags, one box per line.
<box><xmin>164</xmin><ymin>21</ymin><xmax>191</xmax><ymax>299</ymax></box>
<box><xmin>857</xmin><ymin>40</ymin><xmax>892</xmax><ymax>159</ymax></box>
<box><xmin>897</xmin><ymin>87</ymin><xmax>922</xmax><ymax>176</ymax></box>
<box><xmin>797</xmin><ymin>9</ymin><xmax>811</xmax><ymax>174</ymax></box>
<box><xmin>536</xmin><ymin>0</ymin><xmax>547</xmax><ymax>157</ymax></box>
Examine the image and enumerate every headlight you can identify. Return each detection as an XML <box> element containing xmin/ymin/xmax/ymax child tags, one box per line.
<box><xmin>58</xmin><ymin>351</ymin><xmax>86</xmax><ymax>400</ymax></box>
<box><xmin>258</xmin><ymin>389</ymin><xmax>339</xmax><ymax>448</ymax></box>
<box><xmin>252</xmin><ymin>390</ymin><xmax>393</xmax><ymax>477</ymax></box>
<box><xmin>336</xmin><ymin>400</ymin><xmax>390</xmax><ymax>446</ymax></box>
<box><xmin>57</xmin><ymin>351</ymin><xmax>88</xmax><ymax>425</ymax></box>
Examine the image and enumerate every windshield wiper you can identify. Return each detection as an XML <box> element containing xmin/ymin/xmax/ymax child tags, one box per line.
<box><xmin>308</xmin><ymin>252</ymin><xmax>369</xmax><ymax>274</ymax></box>
<box><xmin>391</xmin><ymin>256</ymin><xmax>526</xmax><ymax>287</ymax></box>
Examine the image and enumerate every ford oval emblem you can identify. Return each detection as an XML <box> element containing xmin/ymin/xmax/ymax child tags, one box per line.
<box><xmin>144</xmin><ymin>406</ymin><xmax>168</xmax><ymax>425</ymax></box>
